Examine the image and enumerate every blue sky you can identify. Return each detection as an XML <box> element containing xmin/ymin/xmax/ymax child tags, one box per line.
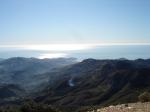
<box><xmin>0</xmin><ymin>0</ymin><xmax>150</xmax><ymax>45</ymax></box>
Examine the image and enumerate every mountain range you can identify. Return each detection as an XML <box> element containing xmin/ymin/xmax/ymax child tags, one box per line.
<box><xmin>0</xmin><ymin>57</ymin><xmax>77</xmax><ymax>104</ymax></box>
<box><xmin>35</xmin><ymin>59</ymin><xmax>150</xmax><ymax>107</ymax></box>
<box><xmin>0</xmin><ymin>57</ymin><xmax>150</xmax><ymax>111</ymax></box>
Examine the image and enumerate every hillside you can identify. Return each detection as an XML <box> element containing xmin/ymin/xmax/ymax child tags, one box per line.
<box><xmin>0</xmin><ymin>58</ymin><xmax>150</xmax><ymax>112</ymax></box>
<box><xmin>35</xmin><ymin>59</ymin><xmax>150</xmax><ymax>107</ymax></box>
<box><xmin>0</xmin><ymin>57</ymin><xmax>77</xmax><ymax>104</ymax></box>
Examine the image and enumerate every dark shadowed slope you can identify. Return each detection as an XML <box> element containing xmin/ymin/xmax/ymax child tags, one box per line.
<box><xmin>36</xmin><ymin>59</ymin><xmax>150</xmax><ymax>107</ymax></box>
<box><xmin>0</xmin><ymin>58</ymin><xmax>150</xmax><ymax>112</ymax></box>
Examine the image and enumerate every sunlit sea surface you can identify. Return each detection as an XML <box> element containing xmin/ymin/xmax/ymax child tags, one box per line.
<box><xmin>0</xmin><ymin>45</ymin><xmax>150</xmax><ymax>60</ymax></box>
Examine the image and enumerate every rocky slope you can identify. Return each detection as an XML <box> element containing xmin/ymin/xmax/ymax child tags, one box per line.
<box><xmin>87</xmin><ymin>102</ymin><xmax>150</xmax><ymax>112</ymax></box>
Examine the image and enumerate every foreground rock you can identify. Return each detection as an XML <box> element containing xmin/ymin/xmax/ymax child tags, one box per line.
<box><xmin>87</xmin><ymin>102</ymin><xmax>150</xmax><ymax>112</ymax></box>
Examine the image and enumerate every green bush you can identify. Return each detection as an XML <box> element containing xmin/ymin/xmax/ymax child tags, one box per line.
<box><xmin>138</xmin><ymin>92</ymin><xmax>150</xmax><ymax>102</ymax></box>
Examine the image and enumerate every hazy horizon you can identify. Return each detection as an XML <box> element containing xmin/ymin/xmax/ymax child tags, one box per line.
<box><xmin>0</xmin><ymin>0</ymin><xmax>150</xmax><ymax>60</ymax></box>
<box><xmin>0</xmin><ymin>44</ymin><xmax>150</xmax><ymax>60</ymax></box>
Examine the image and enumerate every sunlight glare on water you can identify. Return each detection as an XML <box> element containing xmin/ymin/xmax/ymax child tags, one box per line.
<box><xmin>38</xmin><ymin>53</ymin><xmax>68</xmax><ymax>59</ymax></box>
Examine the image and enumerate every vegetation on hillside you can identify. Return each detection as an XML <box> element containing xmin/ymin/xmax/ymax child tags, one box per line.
<box><xmin>138</xmin><ymin>91</ymin><xmax>150</xmax><ymax>102</ymax></box>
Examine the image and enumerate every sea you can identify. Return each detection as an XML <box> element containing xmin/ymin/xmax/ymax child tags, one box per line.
<box><xmin>0</xmin><ymin>45</ymin><xmax>150</xmax><ymax>61</ymax></box>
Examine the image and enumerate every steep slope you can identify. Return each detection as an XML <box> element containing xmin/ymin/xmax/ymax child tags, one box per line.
<box><xmin>36</xmin><ymin>59</ymin><xmax>150</xmax><ymax>107</ymax></box>
<box><xmin>0</xmin><ymin>84</ymin><xmax>25</xmax><ymax>105</ymax></box>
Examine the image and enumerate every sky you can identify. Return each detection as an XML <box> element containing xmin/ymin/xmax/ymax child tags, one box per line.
<box><xmin>0</xmin><ymin>0</ymin><xmax>150</xmax><ymax>45</ymax></box>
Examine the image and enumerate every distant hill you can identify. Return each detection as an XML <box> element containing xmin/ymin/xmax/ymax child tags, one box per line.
<box><xmin>0</xmin><ymin>57</ymin><xmax>77</xmax><ymax>94</ymax></box>
<box><xmin>0</xmin><ymin>58</ymin><xmax>4</xmax><ymax>62</ymax></box>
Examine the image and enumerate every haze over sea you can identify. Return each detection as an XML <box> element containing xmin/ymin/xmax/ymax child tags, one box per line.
<box><xmin>0</xmin><ymin>45</ymin><xmax>150</xmax><ymax>60</ymax></box>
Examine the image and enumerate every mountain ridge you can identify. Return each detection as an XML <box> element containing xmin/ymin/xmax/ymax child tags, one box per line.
<box><xmin>35</xmin><ymin>58</ymin><xmax>150</xmax><ymax>107</ymax></box>
<box><xmin>0</xmin><ymin>58</ymin><xmax>150</xmax><ymax>112</ymax></box>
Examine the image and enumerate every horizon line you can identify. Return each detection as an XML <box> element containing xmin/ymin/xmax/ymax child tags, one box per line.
<box><xmin>0</xmin><ymin>42</ymin><xmax>150</xmax><ymax>46</ymax></box>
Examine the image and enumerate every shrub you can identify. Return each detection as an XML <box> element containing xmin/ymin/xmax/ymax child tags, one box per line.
<box><xmin>138</xmin><ymin>91</ymin><xmax>150</xmax><ymax>102</ymax></box>
<box><xmin>20</xmin><ymin>100</ymin><xmax>58</xmax><ymax>112</ymax></box>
